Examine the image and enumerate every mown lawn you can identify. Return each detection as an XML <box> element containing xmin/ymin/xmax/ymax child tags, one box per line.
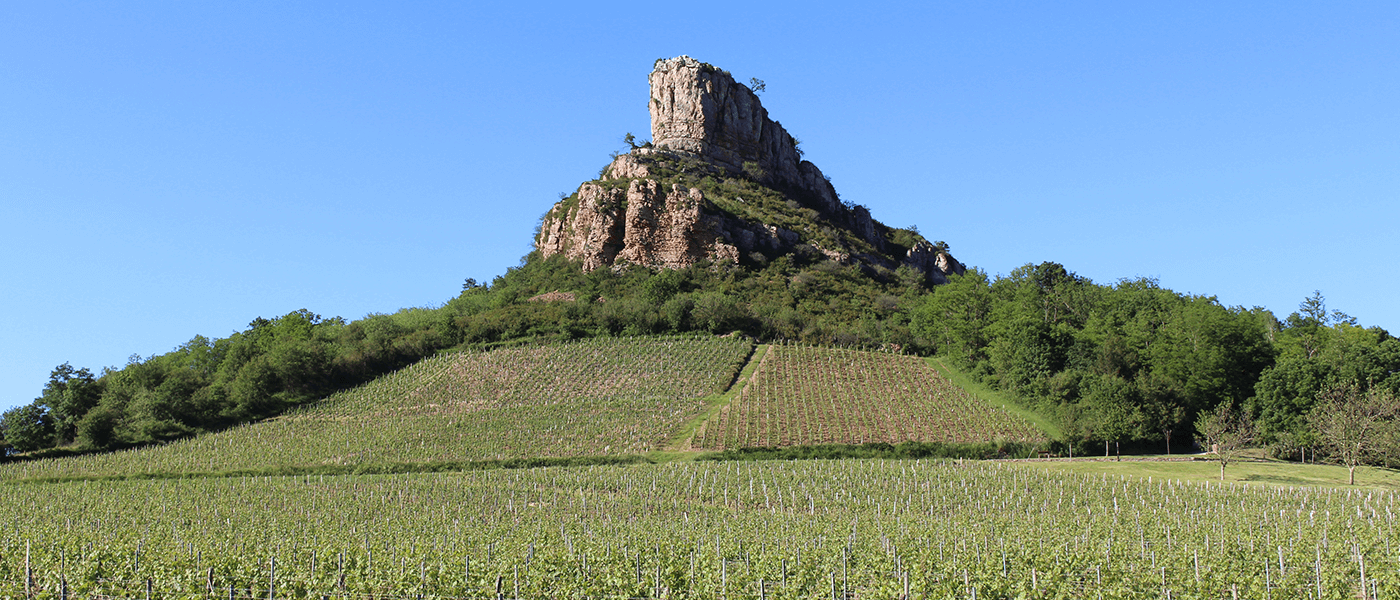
<box><xmin>1016</xmin><ymin>453</ymin><xmax>1400</xmax><ymax>490</ymax></box>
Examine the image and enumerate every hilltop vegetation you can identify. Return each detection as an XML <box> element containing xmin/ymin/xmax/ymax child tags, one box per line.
<box><xmin>4</xmin><ymin>251</ymin><xmax>1398</xmax><ymax>467</ymax></box>
<box><xmin>0</xmin><ymin>230</ymin><xmax>938</xmax><ymax>456</ymax></box>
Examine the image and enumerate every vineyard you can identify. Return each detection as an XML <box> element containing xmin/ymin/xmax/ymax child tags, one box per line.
<box><xmin>1</xmin><ymin>335</ymin><xmax>1394</xmax><ymax>598</ymax></box>
<box><xmin>0</xmin><ymin>336</ymin><xmax>752</xmax><ymax>481</ymax></box>
<box><xmin>2</xmin><ymin>460</ymin><xmax>1396</xmax><ymax>599</ymax></box>
<box><xmin>694</xmin><ymin>344</ymin><xmax>1046</xmax><ymax>450</ymax></box>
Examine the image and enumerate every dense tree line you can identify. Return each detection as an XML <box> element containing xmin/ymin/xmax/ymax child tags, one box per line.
<box><xmin>0</xmin><ymin>308</ymin><xmax>449</xmax><ymax>454</ymax></box>
<box><xmin>4</xmin><ymin>253</ymin><xmax>1396</xmax><ymax>467</ymax></box>
<box><xmin>911</xmin><ymin>263</ymin><xmax>1400</xmax><ymax>463</ymax></box>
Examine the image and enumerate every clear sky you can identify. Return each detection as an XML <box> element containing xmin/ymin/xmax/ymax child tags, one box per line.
<box><xmin>3</xmin><ymin>2</ymin><xmax>1397</xmax><ymax>411</ymax></box>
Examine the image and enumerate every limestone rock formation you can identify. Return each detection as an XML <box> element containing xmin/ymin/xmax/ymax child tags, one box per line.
<box><xmin>648</xmin><ymin>56</ymin><xmax>841</xmax><ymax>213</ymax></box>
<box><xmin>904</xmin><ymin>241</ymin><xmax>966</xmax><ymax>285</ymax></box>
<box><xmin>535</xmin><ymin>180</ymin><xmax>740</xmax><ymax>271</ymax></box>
<box><xmin>536</xmin><ymin>56</ymin><xmax>964</xmax><ymax>285</ymax></box>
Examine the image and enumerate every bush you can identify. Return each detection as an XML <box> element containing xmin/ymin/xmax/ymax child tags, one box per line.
<box><xmin>691</xmin><ymin>292</ymin><xmax>747</xmax><ymax>334</ymax></box>
<box><xmin>76</xmin><ymin>405</ymin><xmax>123</xmax><ymax>450</ymax></box>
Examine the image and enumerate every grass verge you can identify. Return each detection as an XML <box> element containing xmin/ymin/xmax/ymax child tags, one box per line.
<box><xmin>926</xmin><ymin>357</ymin><xmax>1063</xmax><ymax>440</ymax></box>
<box><xmin>665</xmin><ymin>343</ymin><xmax>768</xmax><ymax>450</ymax></box>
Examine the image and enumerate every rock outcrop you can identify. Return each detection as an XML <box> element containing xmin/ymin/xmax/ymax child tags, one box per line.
<box><xmin>536</xmin><ymin>56</ymin><xmax>964</xmax><ymax>285</ymax></box>
<box><xmin>648</xmin><ymin>56</ymin><xmax>841</xmax><ymax>213</ymax></box>
<box><xmin>903</xmin><ymin>241</ymin><xmax>966</xmax><ymax>285</ymax></box>
<box><xmin>536</xmin><ymin>179</ymin><xmax>740</xmax><ymax>271</ymax></box>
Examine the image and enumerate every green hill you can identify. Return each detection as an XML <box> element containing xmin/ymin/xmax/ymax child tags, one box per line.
<box><xmin>1</xmin><ymin>336</ymin><xmax>1068</xmax><ymax>482</ymax></box>
<box><xmin>5</xmin><ymin>54</ymin><xmax>1395</xmax><ymax>484</ymax></box>
<box><xmin>0</xmin><ymin>336</ymin><xmax>752</xmax><ymax>481</ymax></box>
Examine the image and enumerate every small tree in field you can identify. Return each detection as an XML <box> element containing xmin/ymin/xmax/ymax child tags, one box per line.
<box><xmin>1310</xmin><ymin>382</ymin><xmax>1400</xmax><ymax>485</ymax></box>
<box><xmin>1196</xmin><ymin>402</ymin><xmax>1255</xmax><ymax>481</ymax></box>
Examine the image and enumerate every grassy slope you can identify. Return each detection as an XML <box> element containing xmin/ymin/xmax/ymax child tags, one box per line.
<box><xmin>0</xmin><ymin>336</ymin><xmax>752</xmax><ymax>482</ymax></box>
<box><xmin>31</xmin><ymin>337</ymin><xmax>1386</xmax><ymax>494</ymax></box>
<box><xmin>926</xmin><ymin>357</ymin><xmax>1063</xmax><ymax>439</ymax></box>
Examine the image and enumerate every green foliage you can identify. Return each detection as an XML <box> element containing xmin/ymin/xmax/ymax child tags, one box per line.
<box><xmin>1080</xmin><ymin>373</ymin><xmax>1142</xmax><ymax>457</ymax></box>
<box><xmin>1309</xmin><ymin>382</ymin><xmax>1400</xmax><ymax>481</ymax></box>
<box><xmin>40</xmin><ymin>362</ymin><xmax>101</xmax><ymax>444</ymax></box>
<box><xmin>1250</xmin><ymin>293</ymin><xmax>1400</xmax><ymax>448</ymax></box>
<box><xmin>3</xmin><ymin>308</ymin><xmax>417</xmax><ymax>454</ymax></box>
<box><xmin>1195</xmin><ymin>401</ymin><xmax>1256</xmax><ymax>480</ymax></box>
<box><xmin>75</xmin><ymin>404</ymin><xmax>122</xmax><ymax>449</ymax></box>
<box><xmin>910</xmin><ymin>264</ymin><xmax>1299</xmax><ymax>455</ymax></box>
<box><xmin>640</xmin><ymin>268</ymin><xmax>685</xmax><ymax>305</ymax></box>
<box><xmin>911</xmin><ymin>270</ymin><xmax>991</xmax><ymax>366</ymax></box>
<box><xmin>689</xmin><ymin>292</ymin><xmax>746</xmax><ymax>333</ymax></box>
<box><xmin>0</xmin><ymin>401</ymin><xmax>54</xmax><ymax>453</ymax></box>
<box><xmin>884</xmin><ymin>227</ymin><xmax>924</xmax><ymax>256</ymax></box>
<box><xmin>741</xmin><ymin>160</ymin><xmax>765</xmax><ymax>180</ymax></box>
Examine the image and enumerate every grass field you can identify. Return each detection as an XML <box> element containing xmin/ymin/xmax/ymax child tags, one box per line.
<box><xmin>1018</xmin><ymin>453</ymin><xmax>1400</xmax><ymax>492</ymax></box>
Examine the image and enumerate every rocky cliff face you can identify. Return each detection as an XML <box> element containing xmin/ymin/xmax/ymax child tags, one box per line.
<box><xmin>536</xmin><ymin>177</ymin><xmax>739</xmax><ymax>271</ymax></box>
<box><xmin>647</xmin><ymin>56</ymin><xmax>841</xmax><ymax>213</ymax></box>
<box><xmin>536</xmin><ymin>56</ymin><xmax>964</xmax><ymax>285</ymax></box>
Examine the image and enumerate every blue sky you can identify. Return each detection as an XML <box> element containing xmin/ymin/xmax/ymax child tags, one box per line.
<box><xmin>3</xmin><ymin>2</ymin><xmax>1397</xmax><ymax>411</ymax></box>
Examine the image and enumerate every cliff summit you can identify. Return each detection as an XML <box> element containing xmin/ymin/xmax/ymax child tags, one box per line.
<box><xmin>536</xmin><ymin>56</ymin><xmax>964</xmax><ymax>284</ymax></box>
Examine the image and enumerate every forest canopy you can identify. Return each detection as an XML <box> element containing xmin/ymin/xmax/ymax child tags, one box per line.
<box><xmin>912</xmin><ymin>266</ymin><xmax>1399</xmax><ymax>460</ymax></box>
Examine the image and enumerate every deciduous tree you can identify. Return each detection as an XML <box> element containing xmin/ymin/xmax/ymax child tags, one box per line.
<box><xmin>41</xmin><ymin>362</ymin><xmax>101</xmax><ymax>444</ymax></box>
<box><xmin>911</xmin><ymin>269</ymin><xmax>990</xmax><ymax>365</ymax></box>
<box><xmin>0</xmin><ymin>401</ymin><xmax>56</xmax><ymax>453</ymax></box>
<box><xmin>1310</xmin><ymin>382</ymin><xmax>1400</xmax><ymax>484</ymax></box>
<box><xmin>1196</xmin><ymin>402</ymin><xmax>1255</xmax><ymax>480</ymax></box>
